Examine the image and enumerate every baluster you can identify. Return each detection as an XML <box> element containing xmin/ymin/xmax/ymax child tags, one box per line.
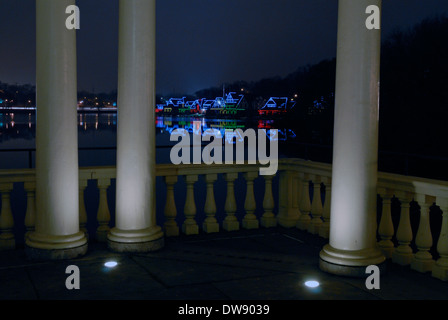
<box><xmin>277</xmin><ymin>171</ymin><xmax>300</xmax><ymax>227</ymax></box>
<box><xmin>392</xmin><ymin>192</ymin><xmax>414</xmax><ymax>266</ymax></box>
<box><xmin>242</xmin><ymin>171</ymin><xmax>259</xmax><ymax>229</ymax></box>
<box><xmin>164</xmin><ymin>176</ymin><xmax>179</xmax><ymax>237</ymax></box>
<box><xmin>411</xmin><ymin>194</ymin><xmax>435</xmax><ymax>273</ymax></box>
<box><xmin>203</xmin><ymin>174</ymin><xmax>219</xmax><ymax>233</ymax></box>
<box><xmin>182</xmin><ymin>175</ymin><xmax>199</xmax><ymax>235</ymax></box>
<box><xmin>377</xmin><ymin>188</ymin><xmax>395</xmax><ymax>258</ymax></box>
<box><xmin>432</xmin><ymin>199</ymin><xmax>448</xmax><ymax>281</ymax></box>
<box><xmin>261</xmin><ymin>174</ymin><xmax>277</xmax><ymax>228</ymax></box>
<box><xmin>308</xmin><ymin>175</ymin><xmax>323</xmax><ymax>234</ymax></box>
<box><xmin>24</xmin><ymin>182</ymin><xmax>36</xmax><ymax>235</ymax></box>
<box><xmin>96</xmin><ymin>178</ymin><xmax>111</xmax><ymax>242</ymax></box>
<box><xmin>293</xmin><ymin>173</ymin><xmax>302</xmax><ymax>220</ymax></box>
<box><xmin>319</xmin><ymin>177</ymin><xmax>331</xmax><ymax>239</ymax></box>
<box><xmin>79</xmin><ymin>179</ymin><xmax>88</xmax><ymax>238</ymax></box>
<box><xmin>0</xmin><ymin>183</ymin><xmax>15</xmax><ymax>250</ymax></box>
<box><xmin>296</xmin><ymin>173</ymin><xmax>311</xmax><ymax>230</ymax></box>
<box><xmin>223</xmin><ymin>172</ymin><xmax>239</xmax><ymax>231</ymax></box>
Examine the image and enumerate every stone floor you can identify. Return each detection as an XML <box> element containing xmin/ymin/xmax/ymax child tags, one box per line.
<box><xmin>0</xmin><ymin>227</ymin><xmax>447</xmax><ymax>300</ymax></box>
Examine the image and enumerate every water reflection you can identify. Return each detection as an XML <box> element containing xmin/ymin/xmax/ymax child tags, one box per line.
<box><xmin>155</xmin><ymin>116</ymin><xmax>296</xmax><ymax>142</ymax></box>
<box><xmin>0</xmin><ymin>112</ymin><xmax>35</xmax><ymax>143</ymax></box>
<box><xmin>0</xmin><ymin>113</ymin><xmax>296</xmax><ymax>143</ymax></box>
<box><xmin>0</xmin><ymin>112</ymin><xmax>297</xmax><ymax>168</ymax></box>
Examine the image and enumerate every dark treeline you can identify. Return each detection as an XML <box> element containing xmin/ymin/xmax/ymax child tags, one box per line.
<box><xmin>0</xmin><ymin>82</ymin><xmax>35</xmax><ymax>106</ymax></box>
<box><xmin>196</xmin><ymin>15</ymin><xmax>448</xmax><ymax>159</ymax></box>
<box><xmin>380</xmin><ymin>15</ymin><xmax>448</xmax><ymax>158</ymax></box>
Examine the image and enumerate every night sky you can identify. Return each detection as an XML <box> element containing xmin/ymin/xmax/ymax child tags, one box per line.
<box><xmin>1</xmin><ymin>0</ymin><xmax>448</xmax><ymax>96</ymax></box>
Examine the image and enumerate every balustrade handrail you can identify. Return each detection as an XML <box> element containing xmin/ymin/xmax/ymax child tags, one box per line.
<box><xmin>1</xmin><ymin>159</ymin><xmax>447</xmax><ymax>194</ymax></box>
<box><xmin>279</xmin><ymin>158</ymin><xmax>332</xmax><ymax>178</ymax></box>
<box><xmin>378</xmin><ymin>171</ymin><xmax>448</xmax><ymax>200</ymax></box>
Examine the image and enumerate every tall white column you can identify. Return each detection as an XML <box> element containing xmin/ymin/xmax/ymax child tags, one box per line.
<box><xmin>319</xmin><ymin>0</ymin><xmax>385</xmax><ymax>276</ymax></box>
<box><xmin>26</xmin><ymin>0</ymin><xmax>87</xmax><ymax>259</ymax></box>
<box><xmin>107</xmin><ymin>0</ymin><xmax>164</xmax><ymax>252</ymax></box>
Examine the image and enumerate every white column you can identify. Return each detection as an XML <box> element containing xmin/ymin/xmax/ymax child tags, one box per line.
<box><xmin>319</xmin><ymin>0</ymin><xmax>385</xmax><ymax>276</ymax></box>
<box><xmin>26</xmin><ymin>0</ymin><xmax>87</xmax><ymax>259</ymax></box>
<box><xmin>108</xmin><ymin>0</ymin><xmax>164</xmax><ymax>252</ymax></box>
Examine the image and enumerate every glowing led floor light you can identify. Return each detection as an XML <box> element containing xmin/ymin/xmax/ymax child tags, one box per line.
<box><xmin>104</xmin><ymin>261</ymin><xmax>118</xmax><ymax>268</ymax></box>
<box><xmin>304</xmin><ymin>280</ymin><xmax>320</xmax><ymax>288</ymax></box>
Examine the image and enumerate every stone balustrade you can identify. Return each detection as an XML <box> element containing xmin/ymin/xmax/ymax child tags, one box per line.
<box><xmin>376</xmin><ymin>171</ymin><xmax>448</xmax><ymax>281</ymax></box>
<box><xmin>0</xmin><ymin>159</ymin><xmax>447</xmax><ymax>281</ymax></box>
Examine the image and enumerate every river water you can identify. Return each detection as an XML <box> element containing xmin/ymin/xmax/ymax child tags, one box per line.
<box><xmin>1</xmin><ymin>111</ymin><xmax>446</xmax><ymax>180</ymax></box>
<box><xmin>0</xmin><ymin>111</ymin><xmax>302</xmax><ymax>169</ymax></box>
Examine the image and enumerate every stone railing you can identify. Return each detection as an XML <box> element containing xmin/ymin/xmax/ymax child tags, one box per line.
<box><xmin>0</xmin><ymin>159</ymin><xmax>447</xmax><ymax>281</ymax></box>
<box><xmin>376</xmin><ymin>171</ymin><xmax>448</xmax><ymax>281</ymax></box>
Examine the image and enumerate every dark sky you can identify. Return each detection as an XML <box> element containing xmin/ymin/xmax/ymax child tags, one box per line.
<box><xmin>1</xmin><ymin>0</ymin><xmax>448</xmax><ymax>96</ymax></box>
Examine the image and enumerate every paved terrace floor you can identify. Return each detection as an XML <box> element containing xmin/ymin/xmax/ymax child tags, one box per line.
<box><xmin>0</xmin><ymin>227</ymin><xmax>447</xmax><ymax>300</ymax></box>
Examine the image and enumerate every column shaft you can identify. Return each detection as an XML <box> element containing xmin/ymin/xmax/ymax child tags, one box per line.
<box><xmin>108</xmin><ymin>0</ymin><xmax>163</xmax><ymax>252</ymax></box>
<box><xmin>26</xmin><ymin>0</ymin><xmax>87</xmax><ymax>259</ymax></box>
<box><xmin>319</xmin><ymin>0</ymin><xmax>385</xmax><ymax>276</ymax></box>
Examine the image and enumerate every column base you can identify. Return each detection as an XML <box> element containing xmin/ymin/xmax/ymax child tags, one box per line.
<box><xmin>319</xmin><ymin>244</ymin><xmax>386</xmax><ymax>277</ymax></box>
<box><xmin>107</xmin><ymin>226</ymin><xmax>164</xmax><ymax>253</ymax></box>
<box><xmin>25</xmin><ymin>231</ymin><xmax>88</xmax><ymax>260</ymax></box>
<box><xmin>319</xmin><ymin>257</ymin><xmax>387</xmax><ymax>278</ymax></box>
<box><xmin>26</xmin><ymin>243</ymin><xmax>88</xmax><ymax>260</ymax></box>
<box><xmin>80</xmin><ymin>227</ymin><xmax>89</xmax><ymax>241</ymax></box>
